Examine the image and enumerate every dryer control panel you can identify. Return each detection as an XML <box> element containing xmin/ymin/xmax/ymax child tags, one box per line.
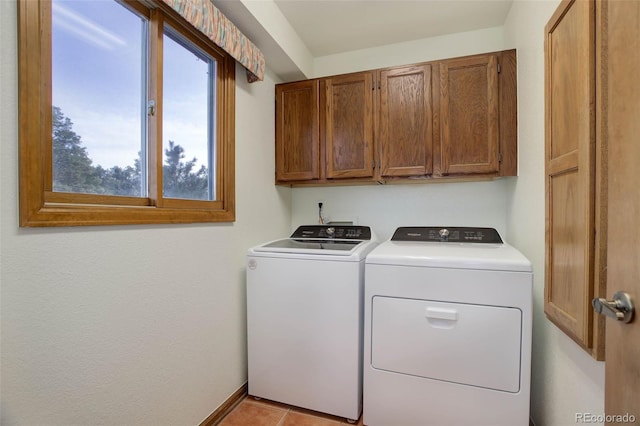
<box><xmin>391</xmin><ymin>227</ymin><xmax>503</xmax><ymax>244</ymax></box>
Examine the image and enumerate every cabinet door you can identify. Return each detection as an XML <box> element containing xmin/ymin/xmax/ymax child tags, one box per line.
<box><xmin>325</xmin><ymin>73</ymin><xmax>374</xmax><ymax>179</ymax></box>
<box><xmin>544</xmin><ymin>0</ymin><xmax>595</xmax><ymax>349</ymax></box>
<box><xmin>379</xmin><ymin>64</ymin><xmax>433</xmax><ymax>177</ymax></box>
<box><xmin>275</xmin><ymin>80</ymin><xmax>320</xmax><ymax>182</ymax></box>
<box><xmin>438</xmin><ymin>55</ymin><xmax>500</xmax><ymax>175</ymax></box>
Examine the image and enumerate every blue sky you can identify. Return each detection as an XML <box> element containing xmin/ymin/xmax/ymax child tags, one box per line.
<box><xmin>52</xmin><ymin>0</ymin><xmax>211</xmax><ymax>170</ymax></box>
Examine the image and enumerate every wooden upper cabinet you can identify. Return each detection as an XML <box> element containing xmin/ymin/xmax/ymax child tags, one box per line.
<box><xmin>324</xmin><ymin>72</ymin><xmax>375</xmax><ymax>179</ymax></box>
<box><xmin>437</xmin><ymin>54</ymin><xmax>500</xmax><ymax>175</ymax></box>
<box><xmin>274</xmin><ymin>49</ymin><xmax>517</xmax><ymax>185</ymax></box>
<box><xmin>378</xmin><ymin>64</ymin><xmax>433</xmax><ymax>177</ymax></box>
<box><xmin>545</xmin><ymin>0</ymin><xmax>602</xmax><ymax>357</ymax></box>
<box><xmin>275</xmin><ymin>80</ymin><xmax>320</xmax><ymax>181</ymax></box>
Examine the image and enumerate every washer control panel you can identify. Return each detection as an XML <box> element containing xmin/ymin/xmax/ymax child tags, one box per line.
<box><xmin>391</xmin><ymin>227</ymin><xmax>503</xmax><ymax>244</ymax></box>
<box><xmin>291</xmin><ymin>225</ymin><xmax>372</xmax><ymax>240</ymax></box>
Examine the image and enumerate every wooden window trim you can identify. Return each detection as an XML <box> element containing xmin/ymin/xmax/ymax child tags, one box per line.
<box><xmin>18</xmin><ymin>0</ymin><xmax>236</xmax><ymax>227</ymax></box>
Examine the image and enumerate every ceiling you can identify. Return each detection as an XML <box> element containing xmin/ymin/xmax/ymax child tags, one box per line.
<box><xmin>272</xmin><ymin>0</ymin><xmax>514</xmax><ymax>57</ymax></box>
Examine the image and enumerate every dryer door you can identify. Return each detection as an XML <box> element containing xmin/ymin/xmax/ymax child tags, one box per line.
<box><xmin>370</xmin><ymin>296</ymin><xmax>522</xmax><ymax>392</ymax></box>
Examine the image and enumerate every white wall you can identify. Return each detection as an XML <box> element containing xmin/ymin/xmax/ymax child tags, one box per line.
<box><xmin>0</xmin><ymin>1</ymin><xmax>291</xmax><ymax>424</ymax></box>
<box><xmin>503</xmin><ymin>1</ymin><xmax>605</xmax><ymax>425</ymax></box>
<box><xmin>313</xmin><ymin>26</ymin><xmax>505</xmax><ymax>78</ymax></box>
<box><xmin>293</xmin><ymin>27</ymin><xmax>510</xmax><ymax>240</ymax></box>
<box><xmin>291</xmin><ymin>180</ymin><xmax>510</xmax><ymax>241</ymax></box>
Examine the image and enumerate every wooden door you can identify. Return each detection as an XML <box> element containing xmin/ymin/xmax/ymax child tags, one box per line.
<box><xmin>544</xmin><ymin>0</ymin><xmax>596</xmax><ymax>349</ymax></box>
<box><xmin>378</xmin><ymin>64</ymin><xmax>433</xmax><ymax>177</ymax></box>
<box><xmin>324</xmin><ymin>72</ymin><xmax>374</xmax><ymax>179</ymax></box>
<box><xmin>603</xmin><ymin>0</ymin><xmax>640</xmax><ymax>419</ymax></box>
<box><xmin>275</xmin><ymin>80</ymin><xmax>320</xmax><ymax>182</ymax></box>
<box><xmin>438</xmin><ymin>54</ymin><xmax>499</xmax><ymax>175</ymax></box>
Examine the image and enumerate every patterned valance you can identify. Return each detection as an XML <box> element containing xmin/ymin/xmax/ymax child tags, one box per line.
<box><xmin>160</xmin><ymin>0</ymin><xmax>265</xmax><ymax>82</ymax></box>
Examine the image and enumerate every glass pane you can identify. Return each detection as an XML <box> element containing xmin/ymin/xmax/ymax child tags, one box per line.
<box><xmin>162</xmin><ymin>27</ymin><xmax>216</xmax><ymax>201</ymax></box>
<box><xmin>52</xmin><ymin>0</ymin><xmax>146</xmax><ymax>196</ymax></box>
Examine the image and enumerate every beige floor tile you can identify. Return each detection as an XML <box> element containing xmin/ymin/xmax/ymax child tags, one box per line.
<box><xmin>219</xmin><ymin>395</ymin><xmax>364</xmax><ymax>426</ymax></box>
<box><xmin>218</xmin><ymin>400</ymin><xmax>287</xmax><ymax>426</ymax></box>
<box><xmin>280</xmin><ymin>411</ymin><xmax>343</xmax><ymax>426</ymax></box>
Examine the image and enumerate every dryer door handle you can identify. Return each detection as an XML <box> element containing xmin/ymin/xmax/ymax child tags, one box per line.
<box><xmin>425</xmin><ymin>307</ymin><xmax>458</xmax><ymax>322</ymax></box>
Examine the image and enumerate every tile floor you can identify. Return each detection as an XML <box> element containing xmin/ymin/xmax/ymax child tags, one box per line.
<box><xmin>218</xmin><ymin>396</ymin><xmax>364</xmax><ymax>426</ymax></box>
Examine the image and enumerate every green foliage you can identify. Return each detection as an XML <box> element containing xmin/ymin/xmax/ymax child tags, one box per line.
<box><xmin>52</xmin><ymin>106</ymin><xmax>209</xmax><ymax>199</ymax></box>
<box><xmin>163</xmin><ymin>141</ymin><xmax>210</xmax><ymax>200</ymax></box>
<box><xmin>52</xmin><ymin>106</ymin><xmax>104</xmax><ymax>193</ymax></box>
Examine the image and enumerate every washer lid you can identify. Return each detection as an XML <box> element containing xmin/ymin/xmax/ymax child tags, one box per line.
<box><xmin>257</xmin><ymin>238</ymin><xmax>361</xmax><ymax>255</ymax></box>
<box><xmin>250</xmin><ymin>225</ymin><xmax>376</xmax><ymax>257</ymax></box>
<box><xmin>250</xmin><ymin>238</ymin><xmax>378</xmax><ymax>260</ymax></box>
<box><xmin>365</xmin><ymin>240</ymin><xmax>532</xmax><ymax>272</ymax></box>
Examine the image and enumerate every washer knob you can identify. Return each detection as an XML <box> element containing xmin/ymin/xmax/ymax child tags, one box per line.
<box><xmin>326</xmin><ymin>227</ymin><xmax>336</xmax><ymax>237</ymax></box>
<box><xmin>439</xmin><ymin>228</ymin><xmax>450</xmax><ymax>241</ymax></box>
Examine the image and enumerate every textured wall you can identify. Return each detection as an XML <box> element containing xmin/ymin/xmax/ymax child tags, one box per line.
<box><xmin>0</xmin><ymin>1</ymin><xmax>291</xmax><ymax>423</ymax></box>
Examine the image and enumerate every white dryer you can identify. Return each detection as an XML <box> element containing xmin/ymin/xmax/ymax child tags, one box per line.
<box><xmin>247</xmin><ymin>225</ymin><xmax>378</xmax><ymax>421</ymax></box>
<box><xmin>363</xmin><ymin>227</ymin><xmax>532</xmax><ymax>426</ymax></box>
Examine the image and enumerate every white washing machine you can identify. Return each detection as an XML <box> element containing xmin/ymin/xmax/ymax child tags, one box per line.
<box><xmin>364</xmin><ymin>227</ymin><xmax>532</xmax><ymax>426</ymax></box>
<box><xmin>247</xmin><ymin>225</ymin><xmax>378</xmax><ymax>421</ymax></box>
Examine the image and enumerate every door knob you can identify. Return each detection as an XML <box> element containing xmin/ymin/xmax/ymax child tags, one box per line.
<box><xmin>592</xmin><ymin>291</ymin><xmax>635</xmax><ymax>323</ymax></box>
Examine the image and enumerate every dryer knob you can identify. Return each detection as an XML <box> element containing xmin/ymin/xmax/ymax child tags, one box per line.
<box><xmin>439</xmin><ymin>228</ymin><xmax>450</xmax><ymax>241</ymax></box>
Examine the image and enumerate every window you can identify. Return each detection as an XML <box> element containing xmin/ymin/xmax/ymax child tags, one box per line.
<box><xmin>162</xmin><ymin>25</ymin><xmax>217</xmax><ymax>201</ymax></box>
<box><xmin>18</xmin><ymin>0</ymin><xmax>236</xmax><ymax>227</ymax></box>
